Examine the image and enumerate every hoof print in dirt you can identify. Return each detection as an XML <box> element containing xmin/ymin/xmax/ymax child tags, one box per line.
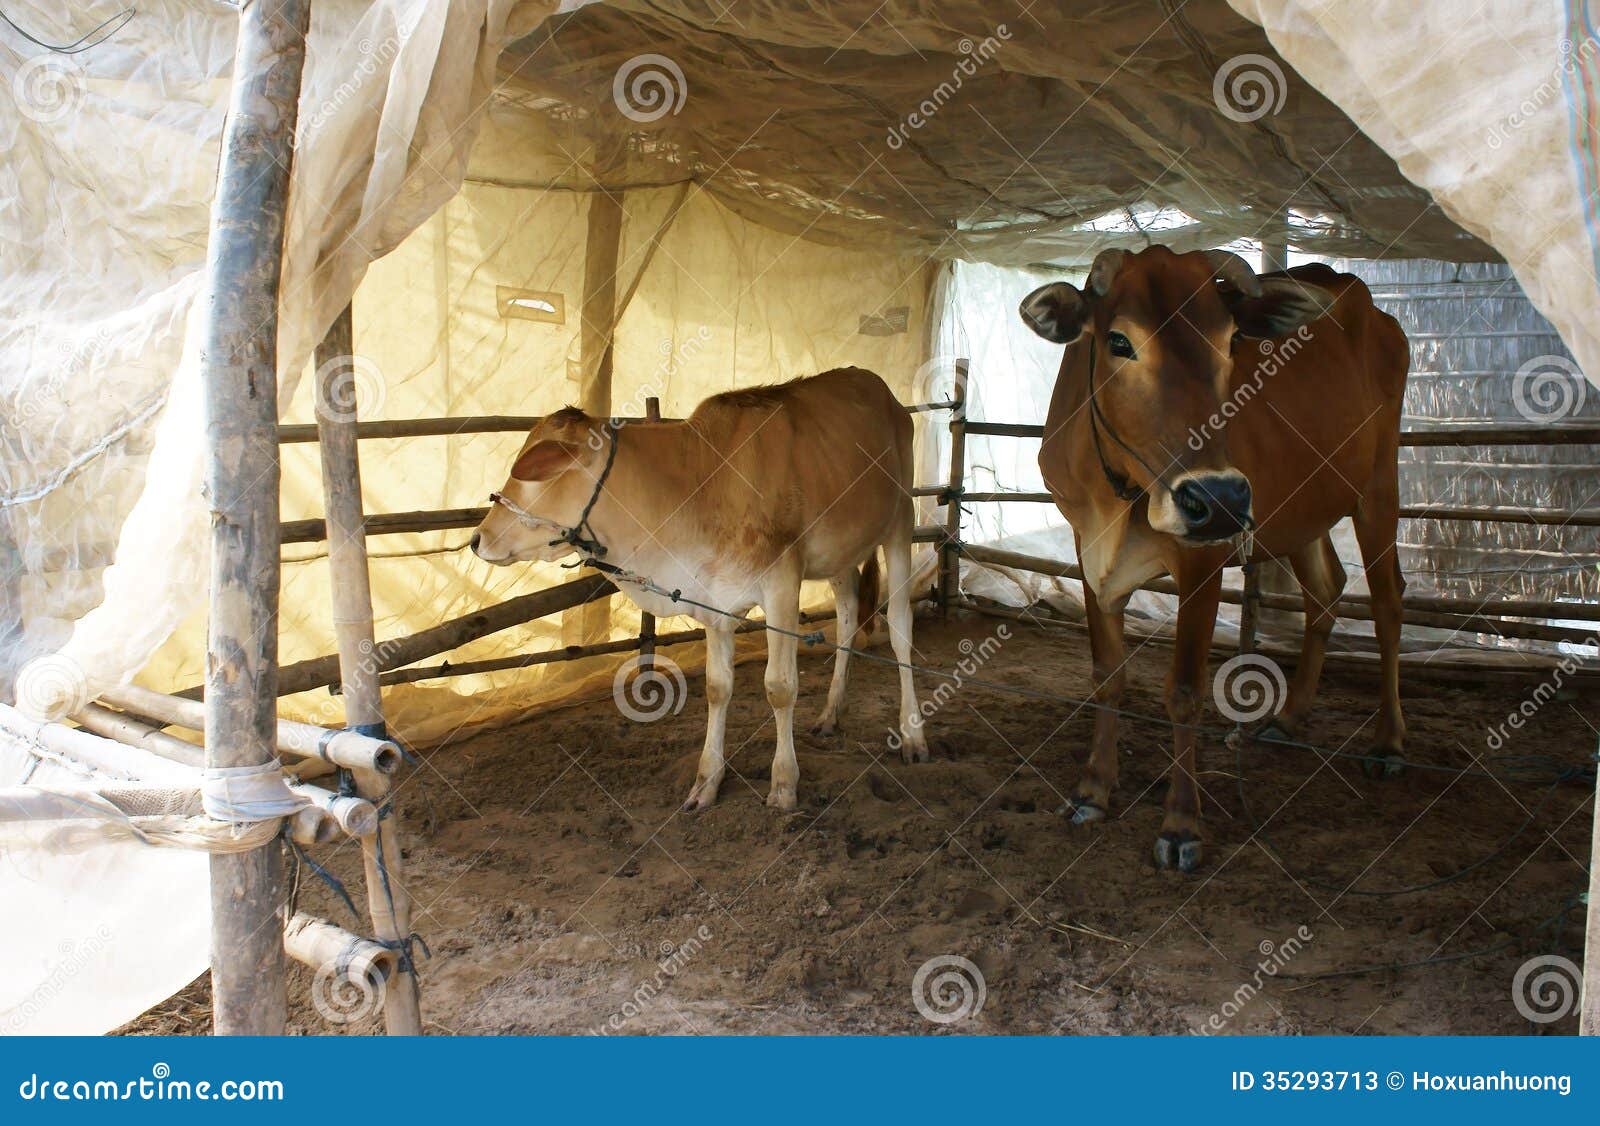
<box><xmin>1153</xmin><ymin>830</ymin><xmax>1203</xmax><ymax>872</ymax></box>
<box><xmin>1358</xmin><ymin>750</ymin><xmax>1405</xmax><ymax>780</ymax></box>
<box><xmin>1060</xmin><ymin>797</ymin><xmax>1105</xmax><ymax>825</ymax></box>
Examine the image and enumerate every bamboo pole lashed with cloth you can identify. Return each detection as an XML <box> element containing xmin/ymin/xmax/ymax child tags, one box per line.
<box><xmin>198</xmin><ymin>0</ymin><xmax>309</xmax><ymax>1037</ymax></box>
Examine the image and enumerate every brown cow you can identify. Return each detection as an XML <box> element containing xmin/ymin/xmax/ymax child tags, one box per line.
<box><xmin>470</xmin><ymin>367</ymin><xmax>928</xmax><ymax>812</ymax></box>
<box><xmin>1019</xmin><ymin>245</ymin><xmax>1408</xmax><ymax>871</ymax></box>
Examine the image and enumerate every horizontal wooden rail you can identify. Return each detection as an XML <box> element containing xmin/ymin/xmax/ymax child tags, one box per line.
<box><xmin>961</xmin><ymin>421</ymin><xmax>1600</xmax><ymax>447</ymax></box>
<box><xmin>279</xmin><ymin>399</ymin><xmax>954</xmax><ymax>445</ymax></box>
<box><xmin>377</xmin><ymin>608</ymin><xmax>843</xmax><ymax>687</ymax></box>
<box><xmin>282</xmin><ymin>507</ymin><xmax>488</xmax><ymax>545</ymax></box>
<box><xmin>958</xmin><ymin>544</ymin><xmax>1600</xmax><ymax>642</ymax></box>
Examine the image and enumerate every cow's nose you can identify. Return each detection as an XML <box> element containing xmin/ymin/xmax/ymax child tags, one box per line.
<box><xmin>1172</xmin><ymin>474</ymin><xmax>1253</xmax><ymax>541</ymax></box>
<box><xmin>469</xmin><ymin>531</ymin><xmax>482</xmax><ymax>555</ymax></box>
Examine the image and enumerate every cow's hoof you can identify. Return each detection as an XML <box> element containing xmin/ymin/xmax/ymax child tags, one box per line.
<box><xmin>900</xmin><ymin>741</ymin><xmax>930</xmax><ymax>765</ymax></box>
<box><xmin>1154</xmin><ymin>830</ymin><xmax>1203</xmax><ymax>872</ymax></box>
<box><xmin>1061</xmin><ymin>796</ymin><xmax>1105</xmax><ymax>825</ymax></box>
<box><xmin>1359</xmin><ymin>750</ymin><xmax>1405</xmax><ymax>780</ymax></box>
<box><xmin>766</xmin><ymin>786</ymin><xmax>798</xmax><ymax>812</ymax></box>
<box><xmin>809</xmin><ymin>719</ymin><xmax>839</xmax><ymax>738</ymax></box>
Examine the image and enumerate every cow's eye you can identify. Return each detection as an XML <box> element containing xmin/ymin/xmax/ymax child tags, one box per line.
<box><xmin>1231</xmin><ymin>330</ymin><xmax>1245</xmax><ymax>351</ymax></box>
<box><xmin>1106</xmin><ymin>331</ymin><xmax>1136</xmax><ymax>359</ymax></box>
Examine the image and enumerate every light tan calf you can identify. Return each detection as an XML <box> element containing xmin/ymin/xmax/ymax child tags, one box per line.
<box><xmin>472</xmin><ymin>366</ymin><xmax>928</xmax><ymax>811</ymax></box>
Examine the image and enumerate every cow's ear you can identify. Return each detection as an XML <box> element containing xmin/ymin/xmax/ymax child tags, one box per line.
<box><xmin>1020</xmin><ymin>282</ymin><xmax>1092</xmax><ymax>344</ymax></box>
<box><xmin>510</xmin><ymin>440</ymin><xmax>583</xmax><ymax>482</ymax></box>
<box><xmin>1227</xmin><ymin>277</ymin><xmax>1337</xmax><ymax>338</ymax></box>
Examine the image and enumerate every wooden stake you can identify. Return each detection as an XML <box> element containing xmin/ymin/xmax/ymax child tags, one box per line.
<box><xmin>315</xmin><ymin>304</ymin><xmax>421</xmax><ymax>1035</ymax></box>
<box><xmin>637</xmin><ymin>397</ymin><xmax>661</xmax><ymax>671</ymax></box>
<box><xmin>938</xmin><ymin>358</ymin><xmax>970</xmax><ymax>616</ymax></box>
<box><xmin>199</xmin><ymin>0</ymin><xmax>308</xmax><ymax>1037</ymax></box>
<box><xmin>1583</xmin><ymin>765</ymin><xmax>1600</xmax><ymax>1033</ymax></box>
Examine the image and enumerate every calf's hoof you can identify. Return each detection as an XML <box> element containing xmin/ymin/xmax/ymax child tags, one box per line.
<box><xmin>1061</xmin><ymin>796</ymin><xmax>1105</xmax><ymax>825</ymax></box>
<box><xmin>1154</xmin><ymin>829</ymin><xmax>1203</xmax><ymax>873</ymax></box>
<box><xmin>1359</xmin><ymin>749</ymin><xmax>1405</xmax><ymax>780</ymax></box>
<box><xmin>900</xmin><ymin>739</ymin><xmax>930</xmax><ymax>765</ymax></box>
<box><xmin>682</xmin><ymin>775</ymin><xmax>723</xmax><ymax>812</ymax></box>
<box><xmin>809</xmin><ymin>718</ymin><xmax>840</xmax><ymax>738</ymax></box>
<box><xmin>766</xmin><ymin>785</ymin><xmax>798</xmax><ymax>812</ymax></box>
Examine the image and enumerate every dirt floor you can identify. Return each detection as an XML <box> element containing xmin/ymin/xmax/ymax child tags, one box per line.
<box><xmin>122</xmin><ymin>609</ymin><xmax>1596</xmax><ymax>1036</ymax></box>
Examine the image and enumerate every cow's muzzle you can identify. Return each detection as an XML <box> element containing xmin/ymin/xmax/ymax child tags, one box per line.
<box><xmin>1171</xmin><ymin>473</ymin><xmax>1254</xmax><ymax>543</ymax></box>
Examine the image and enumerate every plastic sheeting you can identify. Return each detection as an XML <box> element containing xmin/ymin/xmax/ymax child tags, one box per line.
<box><xmin>5</xmin><ymin>0</ymin><xmax>1600</xmax><ymax>1033</ymax></box>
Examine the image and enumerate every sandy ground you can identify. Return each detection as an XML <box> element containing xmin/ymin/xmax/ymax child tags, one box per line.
<box><xmin>122</xmin><ymin>609</ymin><xmax>1595</xmax><ymax>1036</ymax></box>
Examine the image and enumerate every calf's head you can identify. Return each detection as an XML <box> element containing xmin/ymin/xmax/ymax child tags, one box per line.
<box><xmin>471</xmin><ymin>407</ymin><xmax>608</xmax><ymax>565</ymax></box>
<box><xmin>1019</xmin><ymin>246</ymin><xmax>1335</xmax><ymax>543</ymax></box>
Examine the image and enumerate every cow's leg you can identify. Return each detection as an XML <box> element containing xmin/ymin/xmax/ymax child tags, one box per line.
<box><xmin>1264</xmin><ymin>534</ymin><xmax>1346</xmax><ymax>738</ymax></box>
<box><xmin>762</xmin><ymin>564</ymin><xmax>804</xmax><ymax>811</ymax></box>
<box><xmin>1354</xmin><ymin>479</ymin><xmax>1407</xmax><ymax>778</ymax></box>
<box><xmin>884</xmin><ymin>519</ymin><xmax>928</xmax><ymax>763</ymax></box>
<box><xmin>683</xmin><ymin>620</ymin><xmax>736</xmax><ymax>811</ymax></box>
<box><xmin>810</xmin><ymin>567</ymin><xmax>859</xmax><ymax>737</ymax></box>
<box><xmin>1156</xmin><ymin>558</ymin><xmax>1225</xmax><ymax>872</ymax></box>
<box><xmin>1065</xmin><ymin>566</ymin><xmax>1128</xmax><ymax>823</ymax></box>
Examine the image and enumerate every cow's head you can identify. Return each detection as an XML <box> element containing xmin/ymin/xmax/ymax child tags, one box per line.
<box><xmin>1019</xmin><ymin>245</ymin><xmax>1335</xmax><ymax>543</ymax></box>
<box><xmin>471</xmin><ymin>407</ymin><xmax>608</xmax><ymax>565</ymax></box>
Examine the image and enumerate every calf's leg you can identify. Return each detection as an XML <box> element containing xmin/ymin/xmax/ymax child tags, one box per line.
<box><xmin>762</xmin><ymin>566</ymin><xmax>803</xmax><ymax>810</ymax></box>
<box><xmin>811</xmin><ymin>566</ymin><xmax>860</xmax><ymax>737</ymax></box>
<box><xmin>683</xmin><ymin>620</ymin><xmax>737</xmax><ymax>811</ymax></box>
<box><xmin>883</xmin><ymin>521</ymin><xmax>928</xmax><ymax>763</ymax></box>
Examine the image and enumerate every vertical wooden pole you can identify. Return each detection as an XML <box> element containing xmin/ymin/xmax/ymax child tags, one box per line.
<box><xmin>0</xmin><ymin>510</ymin><xmax>21</xmax><ymax>705</ymax></box>
<box><xmin>636</xmin><ymin>396</ymin><xmax>661</xmax><ymax>671</ymax></box>
<box><xmin>200</xmin><ymin>0</ymin><xmax>309</xmax><ymax>1037</ymax></box>
<box><xmin>571</xmin><ymin>190</ymin><xmax>624</xmax><ymax>647</ymax></box>
<box><xmin>938</xmin><ymin>358</ymin><xmax>970</xmax><ymax>616</ymax></box>
<box><xmin>315</xmin><ymin>305</ymin><xmax>423</xmax><ymax>1035</ymax></box>
<box><xmin>1238</xmin><ymin>563</ymin><xmax>1260</xmax><ymax>654</ymax></box>
<box><xmin>1583</xmin><ymin>740</ymin><xmax>1600</xmax><ymax>1033</ymax></box>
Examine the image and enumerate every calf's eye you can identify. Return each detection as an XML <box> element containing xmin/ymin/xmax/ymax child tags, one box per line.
<box><xmin>1106</xmin><ymin>330</ymin><xmax>1136</xmax><ymax>359</ymax></box>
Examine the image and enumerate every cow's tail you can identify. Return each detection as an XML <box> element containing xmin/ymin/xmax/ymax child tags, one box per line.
<box><xmin>855</xmin><ymin>551</ymin><xmax>882</xmax><ymax>645</ymax></box>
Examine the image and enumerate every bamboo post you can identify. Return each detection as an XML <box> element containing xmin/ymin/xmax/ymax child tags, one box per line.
<box><xmin>199</xmin><ymin>0</ymin><xmax>308</xmax><ymax>1036</ymax></box>
<box><xmin>1584</xmin><ymin>760</ymin><xmax>1600</xmax><ymax>1033</ymax></box>
<box><xmin>1238</xmin><ymin>564</ymin><xmax>1260</xmax><ymax>654</ymax></box>
<box><xmin>315</xmin><ymin>303</ymin><xmax>422</xmax><ymax>1035</ymax></box>
<box><xmin>938</xmin><ymin>358</ymin><xmax>970</xmax><ymax>616</ymax></box>
<box><xmin>0</xmin><ymin>509</ymin><xmax>21</xmax><ymax>705</ymax></box>
<box><xmin>637</xmin><ymin>396</ymin><xmax>661</xmax><ymax>671</ymax></box>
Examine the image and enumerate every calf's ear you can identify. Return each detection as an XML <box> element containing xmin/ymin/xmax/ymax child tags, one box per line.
<box><xmin>1228</xmin><ymin>277</ymin><xmax>1337</xmax><ymax>338</ymax></box>
<box><xmin>510</xmin><ymin>440</ymin><xmax>583</xmax><ymax>482</ymax></box>
<box><xmin>1019</xmin><ymin>282</ymin><xmax>1092</xmax><ymax>344</ymax></box>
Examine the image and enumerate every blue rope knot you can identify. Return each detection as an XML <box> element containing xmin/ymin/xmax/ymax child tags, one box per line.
<box><xmin>376</xmin><ymin>931</ymin><xmax>432</xmax><ymax>976</ymax></box>
<box><xmin>800</xmin><ymin>630</ymin><xmax>826</xmax><ymax>646</ymax></box>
